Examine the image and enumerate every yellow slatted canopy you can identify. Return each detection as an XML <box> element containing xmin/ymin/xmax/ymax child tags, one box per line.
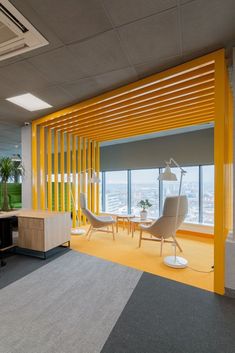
<box><xmin>32</xmin><ymin>49</ymin><xmax>233</xmax><ymax>296</ymax></box>
<box><xmin>35</xmin><ymin>55</ymin><xmax>216</xmax><ymax>141</ymax></box>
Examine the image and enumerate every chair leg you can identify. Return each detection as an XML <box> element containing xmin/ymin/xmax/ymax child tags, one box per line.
<box><xmin>88</xmin><ymin>226</ymin><xmax>93</xmax><ymax>241</ymax></box>
<box><xmin>86</xmin><ymin>225</ymin><xmax>92</xmax><ymax>237</ymax></box>
<box><xmin>112</xmin><ymin>224</ymin><xmax>115</xmax><ymax>241</ymax></box>
<box><xmin>174</xmin><ymin>237</ymin><xmax>183</xmax><ymax>252</ymax></box>
<box><xmin>160</xmin><ymin>237</ymin><xmax>164</xmax><ymax>256</ymax></box>
<box><xmin>139</xmin><ymin>229</ymin><xmax>142</xmax><ymax>248</ymax></box>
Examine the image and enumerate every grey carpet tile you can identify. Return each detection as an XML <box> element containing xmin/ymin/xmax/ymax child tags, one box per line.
<box><xmin>0</xmin><ymin>247</ymin><xmax>69</xmax><ymax>289</ymax></box>
<box><xmin>0</xmin><ymin>251</ymin><xmax>142</xmax><ymax>353</ymax></box>
<box><xmin>101</xmin><ymin>272</ymin><xmax>235</xmax><ymax>353</ymax></box>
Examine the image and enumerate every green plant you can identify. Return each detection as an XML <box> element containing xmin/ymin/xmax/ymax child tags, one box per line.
<box><xmin>0</xmin><ymin>157</ymin><xmax>23</xmax><ymax>211</ymax></box>
<box><xmin>137</xmin><ymin>199</ymin><xmax>152</xmax><ymax>211</ymax></box>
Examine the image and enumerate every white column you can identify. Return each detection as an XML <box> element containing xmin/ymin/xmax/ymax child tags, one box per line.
<box><xmin>225</xmin><ymin>48</ymin><xmax>235</xmax><ymax>296</ymax></box>
<box><xmin>21</xmin><ymin>125</ymin><xmax>32</xmax><ymax>208</ymax></box>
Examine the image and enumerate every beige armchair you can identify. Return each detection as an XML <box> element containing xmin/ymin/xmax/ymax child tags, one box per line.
<box><xmin>80</xmin><ymin>193</ymin><xmax>116</xmax><ymax>240</ymax></box>
<box><xmin>139</xmin><ymin>195</ymin><xmax>188</xmax><ymax>255</ymax></box>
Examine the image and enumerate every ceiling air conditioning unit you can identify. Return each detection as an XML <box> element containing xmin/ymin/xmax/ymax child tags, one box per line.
<box><xmin>0</xmin><ymin>0</ymin><xmax>48</xmax><ymax>61</ymax></box>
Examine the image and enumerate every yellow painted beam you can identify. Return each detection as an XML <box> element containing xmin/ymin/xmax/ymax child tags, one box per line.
<box><xmin>214</xmin><ymin>49</ymin><xmax>226</xmax><ymax>295</ymax></box>
<box><xmin>67</xmin><ymin>133</ymin><xmax>71</xmax><ymax>212</ymax></box>
<box><xmin>47</xmin><ymin>128</ymin><xmax>52</xmax><ymax>211</ymax></box>
<box><xmin>86</xmin><ymin>113</ymin><xmax>214</xmax><ymax>141</ymax></box>
<box><xmin>43</xmin><ymin>73</ymin><xmax>215</xmax><ymax>129</ymax></box>
<box><xmin>60</xmin><ymin>131</ymin><xmax>65</xmax><ymax>211</ymax></box>
<box><xmin>40</xmin><ymin>126</ymin><xmax>45</xmax><ymax>210</ymax></box>
<box><xmin>87</xmin><ymin>139</ymin><xmax>91</xmax><ymax>210</ymax></box>
<box><xmin>82</xmin><ymin>137</ymin><xmax>87</xmax><ymax>224</ymax></box>
<box><xmin>95</xmin><ymin>141</ymin><xmax>100</xmax><ymax>214</ymax></box>
<box><xmin>34</xmin><ymin>51</ymin><xmax>219</xmax><ymax>126</ymax></box>
<box><xmin>91</xmin><ymin>140</ymin><xmax>95</xmax><ymax>213</ymax></box>
<box><xmin>72</xmin><ymin>135</ymin><xmax>77</xmax><ymax>228</ymax></box>
<box><xmin>58</xmin><ymin>91</ymin><xmax>214</xmax><ymax>137</ymax></box>
<box><xmin>92</xmin><ymin>115</ymin><xmax>214</xmax><ymax>142</ymax></box>
<box><xmin>32</xmin><ymin>122</ymin><xmax>38</xmax><ymax>209</ymax></box>
<box><xmin>77</xmin><ymin>136</ymin><xmax>81</xmax><ymax>225</ymax></box>
<box><xmin>54</xmin><ymin>130</ymin><xmax>59</xmax><ymax>211</ymax></box>
<box><xmin>70</xmin><ymin>106</ymin><xmax>214</xmax><ymax>137</ymax></box>
<box><xmin>66</xmin><ymin>100</ymin><xmax>214</xmax><ymax>135</ymax></box>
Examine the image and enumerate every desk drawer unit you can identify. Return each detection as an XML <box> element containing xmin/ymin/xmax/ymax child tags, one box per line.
<box><xmin>18</xmin><ymin>212</ymin><xmax>71</xmax><ymax>252</ymax></box>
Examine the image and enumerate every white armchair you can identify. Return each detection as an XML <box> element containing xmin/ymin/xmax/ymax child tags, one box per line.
<box><xmin>139</xmin><ymin>195</ymin><xmax>188</xmax><ymax>256</ymax></box>
<box><xmin>80</xmin><ymin>193</ymin><xmax>116</xmax><ymax>241</ymax></box>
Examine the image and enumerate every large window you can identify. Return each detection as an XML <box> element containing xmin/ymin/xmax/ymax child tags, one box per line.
<box><xmin>182</xmin><ymin>167</ymin><xmax>200</xmax><ymax>223</ymax></box>
<box><xmin>102</xmin><ymin>165</ymin><xmax>214</xmax><ymax>225</ymax></box>
<box><xmin>131</xmin><ymin>169</ymin><xmax>159</xmax><ymax>217</ymax></box>
<box><xmin>105</xmin><ymin>171</ymin><xmax>128</xmax><ymax>213</ymax></box>
<box><xmin>202</xmin><ymin>165</ymin><xmax>214</xmax><ymax>225</ymax></box>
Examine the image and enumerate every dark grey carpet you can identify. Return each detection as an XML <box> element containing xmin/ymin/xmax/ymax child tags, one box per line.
<box><xmin>101</xmin><ymin>272</ymin><xmax>235</xmax><ymax>353</ymax></box>
<box><xmin>0</xmin><ymin>247</ymin><xmax>69</xmax><ymax>289</ymax></box>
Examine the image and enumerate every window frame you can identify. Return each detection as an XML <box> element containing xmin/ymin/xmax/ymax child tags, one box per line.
<box><xmin>101</xmin><ymin>164</ymin><xmax>214</xmax><ymax>225</ymax></box>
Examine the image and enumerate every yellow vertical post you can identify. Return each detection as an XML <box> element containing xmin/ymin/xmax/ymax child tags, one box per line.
<box><xmin>72</xmin><ymin>135</ymin><xmax>77</xmax><ymax>228</ymax></box>
<box><xmin>96</xmin><ymin>141</ymin><xmax>100</xmax><ymax>214</ymax></box>
<box><xmin>227</xmin><ymin>85</ymin><xmax>233</xmax><ymax>231</ymax></box>
<box><xmin>67</xmin><ymin>133</ymin><xmax>71</xmax><ymax>212</ymax></box>
<box><xmin>87</xmin><ymin>139</ymin><xmax>91</xmax><ymax>210</ymax></box>
<box><xmin>47</xmin><ymin>128</ymin><xmax>52</xmax><ymax>210</ymax></box>
<box><xmin>32</xmin><ymin>122</ymin><xmax>38</xmax><ymax>209</ymax></box>
<box><xmin>77</xmin><ymin>137</ymin><xmax>81</xmax><ymax>225</ymax></box>
<box><xmin>60</xmin><ymin>131</ymin><xmax>65</xmax><ymax>211</ymax></box>
<box><xmin>54</xmin><ymin>130</ymin><xmax>59</xmax><ymax>211</ymax></box>
<box><xmin>91</xmin><ymin>140</ymin><xmax>96</xmax><ymax>213</ymax></box>
<box><xmin>213</xmin><ymin>49</ymin><xmax>231</xmax><ymax>295</ymax></box>
<box><xmin>82</xmin><ymin>138</ymin><xmax>87</xmax><ymax>224</ymax></box>
<box><xmin>40</xmin><ymin>126</ymin><xmax>45</xmax><ymax>210</ymax></box>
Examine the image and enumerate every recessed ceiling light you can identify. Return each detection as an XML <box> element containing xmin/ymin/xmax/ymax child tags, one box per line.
<box><xmin>6</xmin><ymin>93</ymin><xmax>52</xmax><ymax>111</ymax></box>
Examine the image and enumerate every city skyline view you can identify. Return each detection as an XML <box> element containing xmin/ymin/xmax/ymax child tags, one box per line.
<box><xmin>103</xmin><ymin>165</ymin><xmax>214</xmax><ymax>225</ymax></box>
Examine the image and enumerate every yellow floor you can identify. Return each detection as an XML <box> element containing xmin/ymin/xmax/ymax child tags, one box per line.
<box><xmin>71</xmin><ymin>226</ymin><xmax>214</xmax><ymax>292</ymax></box>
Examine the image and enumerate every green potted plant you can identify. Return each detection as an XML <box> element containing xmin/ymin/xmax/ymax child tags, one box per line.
<box><xmin>0</xmin><ymin>157</ymin><xmax>23</xmax><ymax>212</ymax></box>
<box><xmin>137</xmin><ymin>199</ymin><xmax>152</xmax><ymax>220</ymax></box>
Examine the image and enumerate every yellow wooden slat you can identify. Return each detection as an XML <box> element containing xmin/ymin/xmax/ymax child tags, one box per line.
<box><xmin>36</xmin><ymin>56</ymin><xmax>217</xmax><ymax>126</ymax></box>
<box><xmin>66</xmin><ymin>100</ymin><xmax>214</xmax><ymax>135</ymax></box>
<box><xmin>70</xmin><ymin>106</ymin><xmax>214</xmax><ymax>137</ymax></box>
<box><xmin>91</xmin><ymin>115</ymin><xmax>214</xmax><ymax>142</ymax></box>
<box><xmin>91</xmin><ymin>140</ymin><xmax>95</xmax><ymax>213</ymax></box>
<box><xmin>72</xmin><ymin>135</ymin><xmax>77</xmax><ymax>228</ymax></box>
<box><xmin>60</xmin><ymin>131</ymin><xmax>65</xmax><ymax>211</ymax></box>
<box><xmin>77</xmin><ymin>136</ymin><xmax>81</xmax><ymax>225</ymax></box>
<box><xmin>86</xmin><ymin>112</ymin><xmax>214</xmax><ymax>140</ymax></box>
<box><xmin>54</xmin><ymin>130</ymin><xmax>59</xmax><ymax>211</ymax></box>
<box><xmin>52</xmin><ymin>81</ymin><xmax>214</xmax><ymax>132</ymax></box>
<box><xmin>87</xmin><ymin>139</ymin><xmax>91</xmax><ymax>210</ymax></box>
<box><xmin>82</xmin><ymin>137</ymin><xmax>87</xmax><ymax>224</ymax></box>
<box><xmin>95</xmin><ymin>141</ymin><xmax>100</xmax><ymax>214</ymax></box>
<box><xmin>44</xmin><ymin>73</ymin><xmax>215</xmax><ymax>129</ymax></box>
<box><xmin>67</xmin><ymin>133</ymin><xmax>71</xmax><ymax>212</ymax></box>
<box><xmin>47</xmin><ymin>128</ymin><xmax>52</xmax><ymax>210</ymax></box>
<box><xmin>32</xmin><ymin>122</ymin><xmax>38</xmax><ymax>209</ymax></box>
<box><xmin>39</xmin><ymin>126</ymin><xmax>45</xmax><ymax>210</ymax></box>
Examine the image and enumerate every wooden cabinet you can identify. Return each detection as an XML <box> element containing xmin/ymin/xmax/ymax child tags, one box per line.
<box><xmin>18</xmin><ymin>210</ymin><xmax>71</xmax><ymax>252</ymax></box>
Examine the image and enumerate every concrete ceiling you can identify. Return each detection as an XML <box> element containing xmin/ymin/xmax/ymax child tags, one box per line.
<box><xmin>0</xmin><ymin>0</ymin><xmax>235</xmax><ymax>155</ymax></box>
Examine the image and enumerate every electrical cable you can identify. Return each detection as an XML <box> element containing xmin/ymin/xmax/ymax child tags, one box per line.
<box><xmin>187</xmin><ymin>265</ymin><xmax>214</xmax><ymax>273</ymax></box>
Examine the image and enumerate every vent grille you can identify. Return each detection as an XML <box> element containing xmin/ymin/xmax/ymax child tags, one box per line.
<box><xmin>0</xmin><ymin>0</ymin><xmax>48</xmax><ymax>61</ymax></box>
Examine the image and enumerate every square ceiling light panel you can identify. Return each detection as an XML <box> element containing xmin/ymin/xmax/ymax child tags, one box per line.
<box><xmin>6</xmin><ymin>93</ymin><xmax>52</xmax><ymax>111</ymax></box>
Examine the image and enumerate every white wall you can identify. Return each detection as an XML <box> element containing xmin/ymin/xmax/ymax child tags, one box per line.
<box><xmin>21</xmin><ymin>125</ymin><xmax>32</xmax><ymax>208</ymax></box>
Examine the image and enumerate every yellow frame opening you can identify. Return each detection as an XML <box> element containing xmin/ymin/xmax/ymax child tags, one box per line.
<box><xmin>31</xmin><ymin>49</ymin><xmax>233</xmax><ymax>295</ymax></box>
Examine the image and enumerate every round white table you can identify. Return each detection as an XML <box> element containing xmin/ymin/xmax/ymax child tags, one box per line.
<box><xmin>129</xmin><ymin>218</ymin><xmax>153</xmax><ymax>238</ymax></box>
